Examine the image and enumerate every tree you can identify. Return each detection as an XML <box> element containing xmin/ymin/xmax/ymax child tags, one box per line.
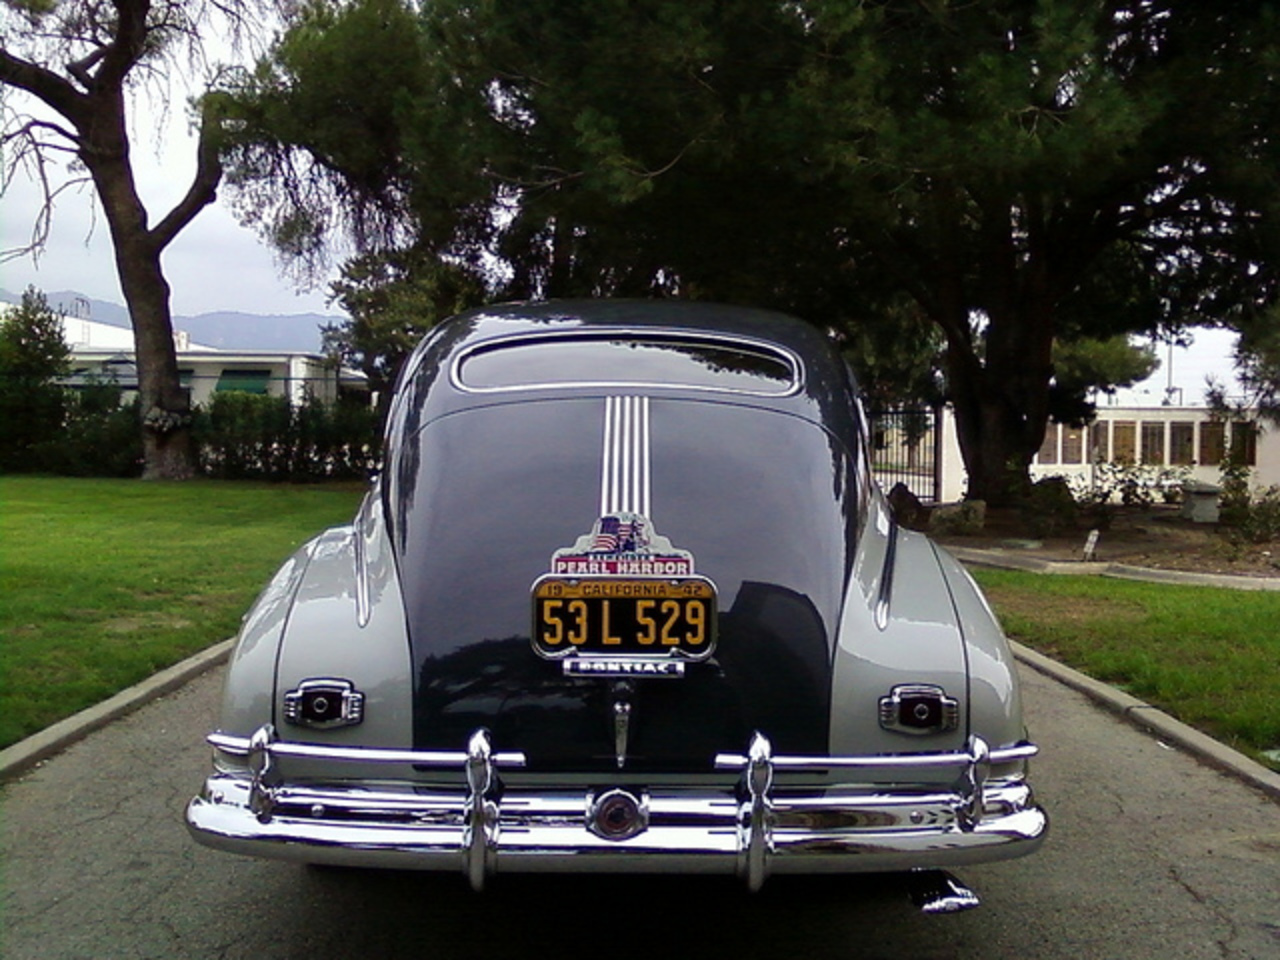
<box><xmin>0</xmin><ymin>286</ymin><xmax>70</xmax><ymax>469</ymax></box>
<box><xmin>786</xmin><ymin>2</ymin><xmax>1280</xmax><ymax>503</ymax></box>
<box><xmin>0</xmin><ymin>0</ymin><xmax>263</xmax><ymax>479</ymax></box>
<box><xmin>1048</xmin><ymin>335</ymin><xmax>1159</xmax><ymax>427</ymax></box>
<box><xmin>222</xmin><ymin>1</ymin><xmax>1280</xmax><ymax>505</ymax></box>
<box><xmin>324</xmin><ymin>249</ymin><xmax>485</xmax><ymax>416</ymax></box>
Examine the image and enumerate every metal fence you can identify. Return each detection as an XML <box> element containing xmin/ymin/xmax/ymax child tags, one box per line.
<box><xmin>868</xmin><ymin>406</ymin><xmax>942</xmax><ymax>503</ymax></box>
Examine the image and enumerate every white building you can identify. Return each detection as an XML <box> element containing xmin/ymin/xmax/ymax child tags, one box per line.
<box><xmin>932</xmin><ymin>405</ymin><xmax>1278</xmax><ymax>502</ymax></box>
<box><xmin>54</xmin><ymin>315</ymin><xmax>366</xmax><ymax>407</ymax></box>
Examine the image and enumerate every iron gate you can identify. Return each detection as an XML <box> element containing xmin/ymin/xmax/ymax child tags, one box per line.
<box><xmin>867</xmin><ymin>406</ymin><xmax>942</xmax><ymax>503</ymax></box>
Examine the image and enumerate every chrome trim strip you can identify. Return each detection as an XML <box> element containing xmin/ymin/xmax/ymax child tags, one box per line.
<box><xmin>352</xmin><ymin>521</ymin><xmax>371</xmax><ymax>629</ymax></box>
<box><xmin>208</xmin><ymin>729</ymin><xmax>528</xmax><ymax>768</ymax></box>
<box><xmin>874</xmin><ymin>511</ymin><xmax>899</xmax><ymax>631</ymax></box>
<box><xmin>449</xmin><ymin>329</ymin><xmax>805</xmax><ymax>399</ymax></box>
<box><xmin>639</xmin><ymin>396</ymin><xmax>650</xmax><ymax>518</ymax></box>
<box><xmin>714</xmin><ymin>739</ymin><xmax>1037</xmax><ymax>772</ymax></box>
<box><xmin>601</xmin><ymin>394</ymin><xmax>617</xmax><ymax>514</ymax></box>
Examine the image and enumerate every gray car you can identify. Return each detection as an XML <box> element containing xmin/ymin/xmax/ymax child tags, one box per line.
<box><xmin>187</xmin><ymin>300</ymin><xmax>1046</xmax><ymax>912</ymax></box>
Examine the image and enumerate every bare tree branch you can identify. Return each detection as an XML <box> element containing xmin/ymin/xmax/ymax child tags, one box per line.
<box><xmin>0</xmin><ymin>45</ymin><xmax>88</xmax><ymax>121</ymax></box>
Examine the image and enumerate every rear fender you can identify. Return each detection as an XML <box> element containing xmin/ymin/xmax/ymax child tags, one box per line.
<box><xmin>933</xmin><ymin>544</ymin><xmax>1026</xmax><ymax>769</ymax></box>
<box><xmin>830</xmin><ymin>495</ymin><xmax>968</xmax><ymax>772</ymax></box>
<box><xmin>272</xmin><ymin>488</ymin><xmax>414</xmax><ymax>757</ymax></box>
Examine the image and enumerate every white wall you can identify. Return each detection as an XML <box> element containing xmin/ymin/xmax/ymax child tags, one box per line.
<box><xmin>933</xmin><ymin>405</ymin><xmax>1280</xmax><ymax>502</ymax></box>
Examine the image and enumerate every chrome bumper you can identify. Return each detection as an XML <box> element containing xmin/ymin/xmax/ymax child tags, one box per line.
<box><xmin>186</xmin><ymin>726</ymin><xmax>1047</xmax><ymax>891</ymax></box>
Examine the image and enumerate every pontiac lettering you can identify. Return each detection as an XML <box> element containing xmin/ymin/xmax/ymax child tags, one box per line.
<box><xmin>564</xmin><ymin>659</ymin><xmax>686</xmax><ymax>678</ymax></box>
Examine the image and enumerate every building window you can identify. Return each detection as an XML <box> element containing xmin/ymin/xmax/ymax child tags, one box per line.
<box><xmin>1199</xmin><ymin>421</ymin><xmax>1226</xmax><ymax>465</ymax></box>
<box><xmin>1062</xmin><ymin>426</ymin><xmax>1085</xmax><ymax>464</ymax></box>
<box><xmin>1113</xmin><ymin>421</ymin><xmax>1136</xmax><ymax>462</ymax></box>
<box><xmin>1090</xmin><ymin>422</ymin><xmax>1110</xmax><ymax>463</ymax></box>
<box><xmin>1231</xmin><ymin>421</ymin><xmax>1258</xmax><ymax>467</ymax></box>
<box><xmin>215</xmin><ymin>369</ymin><xmax>272</xmax><ymax>394</ymax></box>
<box><xmin>1169</xmin><ymin>422</ymin><xmax>1195</xmax><ymax>466</ymax></box>
<box><xmin>1037</xmin><ymin>424</ymin><xmax>1059</xmax><ymax>465</ymax></box>
<box><xmin>1141</xmin><ymin>422</ymin><xmax>1165</xmax><ymax>464</ymax></box>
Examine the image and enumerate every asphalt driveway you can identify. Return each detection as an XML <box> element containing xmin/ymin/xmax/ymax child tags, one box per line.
<box><xmin>2</xmin><ymin>663</ymin><xmax>1278</xmax><ymax>960</ymax></box>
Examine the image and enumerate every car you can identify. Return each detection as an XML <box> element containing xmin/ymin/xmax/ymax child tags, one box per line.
<box><xmin>186</xmin><ymin>299</ymin><xmax>1047</xmax><ymax>911</ymax></box>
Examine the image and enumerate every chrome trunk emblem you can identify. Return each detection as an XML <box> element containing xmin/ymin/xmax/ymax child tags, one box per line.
<box><xmin>613</xmin><ymin>700</ymin><xmax>632</xmax><ymax>769</ymax></box>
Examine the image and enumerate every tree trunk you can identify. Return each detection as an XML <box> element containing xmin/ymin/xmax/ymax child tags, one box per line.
<box><xmin>930</xmin><ymin>191</ymin><xmax>1058</xmax><ymax>508</ymax></box>
<box><xmin>941</xmin><ymin>310</ymin><xmax>1055</xmax><ymax>508</ymax></box>
<box><xmin>83</xmin><ymin>93</ymin><xmax>196</xmax><ymax>479</ymax></box>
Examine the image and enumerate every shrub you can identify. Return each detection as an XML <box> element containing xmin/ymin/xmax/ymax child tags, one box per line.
<box><xmin>1230</xmin><ymin>488</ymin><xmax>1280</xmax><ymax>544</ymax></box>
<box><xmin>1218</xmin><ymin>455</ymin><xmax>1252</xmax><ymax>527</ymax></box>
<box><xmin>1021</xmin><ymin>476</ymin><xmax>1078</xmax><ymax>537</ymax></box>
<box><xmin>195</xmin><ymin>391</ymin><xmax>380</xmax><ymax>481</ymax></box>
<box><xmin>31</xmin><ymin>383</ymin><xmax>142</xmax><ymax>477</ymax></box>
<box><xmin>1081</xmin><ymin>460</ymin><xmax>1189</xmax><ymax>510</ymax></box>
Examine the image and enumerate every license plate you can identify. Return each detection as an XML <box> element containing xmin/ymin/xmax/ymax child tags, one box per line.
<box><xmin>531</xmin><ymin>578</ymin><xmax>717</xmax><ymax>660</ymax></box>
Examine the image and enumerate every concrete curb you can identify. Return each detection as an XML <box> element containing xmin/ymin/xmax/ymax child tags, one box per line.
<box><xmin>0</xmin><ymin>638</ymin><xmax>235</xmax><ymax>784</ymax></box>
<box><xmin>1011</xmin><ymin>641</ymin><xmax>1280</xmax><ymax>803</ymax></box>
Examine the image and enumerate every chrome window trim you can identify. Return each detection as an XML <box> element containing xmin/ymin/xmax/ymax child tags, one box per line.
<box><xmin>448</xmin><ymin>329</ymin><xmax>805</xmax><ymax>398</ymax></box>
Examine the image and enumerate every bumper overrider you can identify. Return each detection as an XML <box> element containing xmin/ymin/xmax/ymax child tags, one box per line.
<box><xmin>186</xmin><ymin>726</ymin><xmax>1046</xmax><ymax>892</ymax></box>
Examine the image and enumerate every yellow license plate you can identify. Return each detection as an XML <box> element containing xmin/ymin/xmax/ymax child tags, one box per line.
<box><xmin>531</xmin><ymin>578</ymin><xmax>717</xmax><ymax>659</ymax></box>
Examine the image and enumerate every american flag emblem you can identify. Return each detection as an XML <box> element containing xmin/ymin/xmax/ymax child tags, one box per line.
<box><xmin>590</xmin><ymin>515</ymin><xmax>642</xmax><ymax>553</ymax></box>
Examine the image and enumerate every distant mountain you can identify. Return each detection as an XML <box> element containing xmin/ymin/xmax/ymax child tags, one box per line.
<box><xmin>0</xmin><ymin>288</ymin><xmax>343</xmax><ymax>354</ymax></box>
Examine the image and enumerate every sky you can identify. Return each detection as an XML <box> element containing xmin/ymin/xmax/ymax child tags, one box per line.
<box><xmin>1110</xmin><ymin>327</ymin><xmax>1242</xmax><ymax>408</ymax></box>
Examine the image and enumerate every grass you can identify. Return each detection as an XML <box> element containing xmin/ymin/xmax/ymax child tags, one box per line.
<box><xmin>0</xmin><ymin>476</ymin><xmax>365</xmax><ymax>749</ymax></box>
<box><xmin>973</xmin><ymin>568</ymin><xmax>1280</xmax><ymax>768</ymax></box>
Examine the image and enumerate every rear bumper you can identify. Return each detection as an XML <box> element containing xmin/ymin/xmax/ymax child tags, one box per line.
<box><xmin>186</xmin><ymin>726</ymin><xmax>1047</xmax><ymax>890</ymax></box>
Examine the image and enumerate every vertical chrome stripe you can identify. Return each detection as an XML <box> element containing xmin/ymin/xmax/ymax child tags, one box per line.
<box><xmin>601</xmin><ymin>397</ymin><xmax>652</xmax><ymax>517</ymax></box>
<box><xmin>601</xmin><ymin>398</ymin><xmax>616</xmax><ymax>516</ymax></box>
<box><xmin>621</xmin><ymin>396</ymin><xmax>634</xmax><ymax>512</ymax></box>
<box><xmin>639</xmin><ymin>397</ymin><xmax>651</xmax><ymax>518</ymax></box>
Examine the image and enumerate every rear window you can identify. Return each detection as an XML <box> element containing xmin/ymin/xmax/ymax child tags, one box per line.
<box><xmin>456</xmin><ymin>335</ymin><xmax>799</xmax><ymax>396</ymax></box>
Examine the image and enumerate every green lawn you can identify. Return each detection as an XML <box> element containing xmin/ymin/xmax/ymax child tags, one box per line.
<box><xmin>0</xmin><ymin>476</ymin><xmax>365</xmax><ymax>749</ymax></box>
<box><xmin>973</xmin><ymin>568</ymin><xmax>1280</xmax><ymax>768</ymax></box>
